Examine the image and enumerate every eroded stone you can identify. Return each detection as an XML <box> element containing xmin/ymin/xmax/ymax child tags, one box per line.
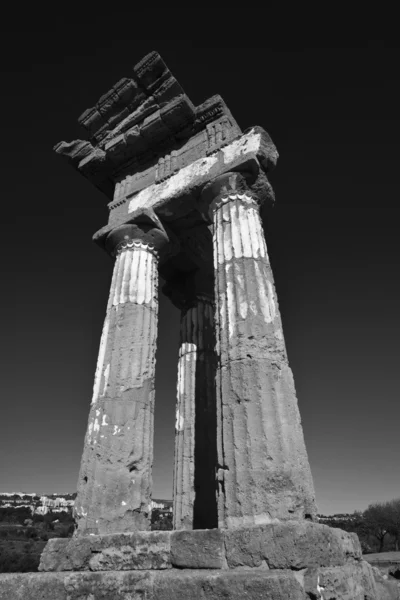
<box><xmin>170</xmin><ymin>530</ymin><xmax>224</xmax><ymax>569</ymax></box>
<box><xmin>304</xmin><ymin>560</ymin><xmax>379</xmax><ymax>600</ymax></box>
<box><xmin>224</xmin><ymin>521</ymin><xmax>361</xmax><ymax>570</ymax></box>
<box><xmin>0</xmin><ymin>572</ymin><xmax>66</xmax><ymax>600</ymax></box>
<box><xmin>0</xmin><ymin>569</ymin><xmax>305</xmax><ymax>600</ymax></box>
<box><xmin>39</xmin><ymin>531</ymin><xmax>171</xmax><ymax>572</ymax></box>
<box><xmin>200</xmin><ymin>174</ymin><xmax>317</xmax><ymax>527</ymax></box>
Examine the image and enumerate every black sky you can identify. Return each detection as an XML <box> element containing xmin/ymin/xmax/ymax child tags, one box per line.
<box><xmin>2</xmin><ymin>32</ymin><xmax>399</xmax><ymax>515</ymax></box>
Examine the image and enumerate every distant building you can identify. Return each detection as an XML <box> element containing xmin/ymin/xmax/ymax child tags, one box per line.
<box><xmin>0</xmin><ymin>492</ymin><xmax>174</xmax><ymax>517</ymax></box>
<box><xmin>0</xmin><ymin>492</ymin><xmax>76</xmax><ymax>516</ymax></box>
<box><xmin>150</xmin><ymin>499</ymin><xmax>173</xmax><ymax>513</ymax></box>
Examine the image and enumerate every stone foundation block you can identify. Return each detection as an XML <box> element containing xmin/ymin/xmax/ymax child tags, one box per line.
<box><xmin>170</xmin><ymin>529</ymin><xmax>225</xmax><ymax>569</ymax></box>
<box><xmin>39</xmin><ymin>531</ymin><xmax>171</xmax><ymax>572</ymax></box>
<box><xmin>0</xmin><ymin>572</ymin><xmax>67</xmax><ymax>600</ymax></box>
<box><xmin>40</xmin><ymin>521</ymin><xmax>364</xmax><ymax>574</ymax></box>
<box><xmin>303</xmin><ymin>560</ymin><xmax>379</xmax><ymax>600</ymax></box>
<box><xmin>224</xmin><ymin>521</ymin><xmax>361</xmax><ymax>569</ymax></box>
<box><xmin>0</xmin><ymin>569</ymin><xmax>305</xmax><ymax>600</ymax></box>
<box><xmin>64</xmin><ymin>570</ymin><xmax>151</xmax><ymax>599</ymax></box>
<box><xmin>152</xmin><ymin>569</ymin><xmax>304</xmax><ymax>600</ymax></box>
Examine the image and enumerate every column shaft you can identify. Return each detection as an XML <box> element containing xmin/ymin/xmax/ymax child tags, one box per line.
<box><xmin>74</xmin><ymin>242</ymin><xmax>159</xmax><ymax>534</ymax></box>
<box><xmin>173</xmin><ymin>298</ymin><xmax>218</xmax><ymax>530</ymax></box>
<box><xmin>213</xmin><ymin>193</ymin><xmax>317</xmax><ymax>528</ymax></box>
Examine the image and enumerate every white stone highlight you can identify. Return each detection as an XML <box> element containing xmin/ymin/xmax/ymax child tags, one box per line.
<box><xmin>129</xmin><ymin>155</ymin><xmax>218</xmax><ymax>213</ymax></box>
<box><xmin>112</xmin><ymin>246</ymin><xmax>157</xmax><ymax>309</ymax></box>
<box><xmin>254</xmin><ymin>262</ymin><xmax>273</xmax><ymax>324</ymax></box>
<box><xmin>214</xmin><ymin>195</ymin><xmax>268</xmax><ymax>265</ymax></box>
<box><xmin>91</xmin><ymin>317</ymin><xmax>110</xmax><ymax>405</ymax></box>
<box><xmin>222</xmin><ymin>132</ymin><xmax>262</xmax><ymax>164</ymax></box>
<box><xmin>180</xmin><ymin>342</ymin><xmax>197</xmax><ymax>356</ymax></box>
<box><xmin>102</xmin><ymin>363</ymin><xmax>110</xmax><ymax>397</ymax></box>
<box><xmin>125</xmin><ymin>129</ymin><xmax>262</xmax><ymax>214</ymax></box>
<box><xmin>317</xmin><ymin>576</ymin><xmax>325</xmax><ymax>599</ymax></box>
<box><xmin>226</xmin><ymin>265</ymin><xmax>236</xmax><ymax>339</ymax></box>
<box><xmin>175</xmin><ymin>409</ymin><xmax>184</xmax><ymax>432</ymax></box>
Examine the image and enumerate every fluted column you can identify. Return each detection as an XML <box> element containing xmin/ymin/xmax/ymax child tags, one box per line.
<box><xmin>201</xmin><ymin>172</ymin><xmax>317</xmax><ymax>529</ymax></box>
<box><xmin>168</xmin><ymin>272</ymin><xmax>218</xmax><ymax>530</ymax></box>
<box><xmin>74</xmin><ymin>222</ymin><xmax>171</xmax><ymax>535</ymax></box>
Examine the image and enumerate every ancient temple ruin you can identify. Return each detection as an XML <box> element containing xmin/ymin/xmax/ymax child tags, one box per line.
<box><xmin>0</xmin><ymin>52</ymin><xmax>381</xmax><ymax>599</ymax></box>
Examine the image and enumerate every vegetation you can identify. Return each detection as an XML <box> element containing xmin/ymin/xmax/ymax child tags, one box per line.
<box><xmin>320</xmin><ymin>498</ymin><xmax>400</xmax><ymax>554</ymax></box>
<box><xmin>0</xmin><ymin>508</ymin><xmax>75</xmax><ymax>572</ymax></box>
<box><xmin>151</xmin><ymin>509</ymin><xmax>173</xmax><ymax>531</ymax></box>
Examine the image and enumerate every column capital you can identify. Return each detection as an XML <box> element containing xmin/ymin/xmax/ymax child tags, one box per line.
<box><xmin>104</xmin><ymin>213</ymin><xmax>179</xmax><ymax>261</ymax></box>
<box><xmin>199</xmin><ymin>170</ymin><xmax>274</xmax><ymax>223</ymax></box>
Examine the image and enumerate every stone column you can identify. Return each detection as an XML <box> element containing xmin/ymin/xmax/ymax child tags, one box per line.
<box><xmin>74</xmin><ymin>222</ymin><xmax>172</xmax><ymax>535</ymax></box>
<box><xmin>169</xmin><ymin>272</ymin><xmax>218</xmax><ymax>530</ymax></box>
<box><xmin>200</xmin><ymin>172</ymin><xmax>317</xmax><ymax>528</ymax></box>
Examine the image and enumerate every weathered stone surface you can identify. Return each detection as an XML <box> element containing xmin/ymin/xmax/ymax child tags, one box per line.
<box><xmin>370</xmin><ymin>566</ymin><xmax>400</xmax><ymax>600</ymax></box>
<box><xmin>200</xmin><ymin>172</ymin><xmax>317</xmax><ymax>528</ymax></box>
<box><xmin>65</xmin><ymin>570</ymin><xmax>152</xmax><ymax>599</ymax></box>
<box><xmin>224</xmin><ymin>521</ymin><xmax>361</xmax><ymax>570</ymax></box>
<box><xmin>98</xmin><ymin>127</ymin><xmax>270</xmax><ymax>236</ymax></box>
<box><xmin>39</xmin><ymin>531</ymin><xmax>171</xmax><ymax>572</ymax></box>
<box><xmin>0</xmin><ymin>569</ymin><xmax>305</xmax><ymax>600</ymax></box>
<box><xmin>73</xmin><ymin>223</ymin><xmax>172</xmax><ymax>535</ymax></box>
<box><xmin>304</xmin><ymin>560</ymin><xmax>379</xmax><ymax>600</ymax></box>
<box><xmin>0</xmin><ymin>572</ymin><xmax>66</xmax><ymax>600</ymax></box>
<box><xmin>56</xmin><ymin>52</ymin><xmax>247</xmax><ymax>203</ymax></box>
<box><xmin>39</xmin><ymin>522</ymin><xmax>365</xmax><ymax>574</ymax></box>
<box><xmin>152</xmin><ymin>569</ymin><xmax>305</xmax><ymax>600</ymax></box>
<box><xmin>170</xmin><ymin>530</ymin><xmax>224</xmax><ymax>569</ymax></box>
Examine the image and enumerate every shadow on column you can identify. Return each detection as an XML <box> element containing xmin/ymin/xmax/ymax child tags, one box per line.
<box><xmin>192</xmin><ymin>320</ymin><xmax>218</xmax><ymax>530</ymax></box>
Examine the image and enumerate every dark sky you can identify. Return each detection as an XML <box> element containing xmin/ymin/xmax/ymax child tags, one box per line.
<box><xmin>2</xmin><ymin>33</ymin><xmax>399</xmax><ymax>516</ymax></box>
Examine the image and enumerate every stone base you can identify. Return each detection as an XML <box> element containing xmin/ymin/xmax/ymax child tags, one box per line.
<box><xmin>0</xmin><ymin>563</ymin><xmax>380</xmax><ymax>600</ymax></box>
<box><xmin>39</xmin><ymin>521</ymin><xmax>362</xmax><ymax>572</ymax></box>
<box><xmin>0</xmin><ymin>522</ymin><xmax>385</xmax><ymax>599</ymax></box>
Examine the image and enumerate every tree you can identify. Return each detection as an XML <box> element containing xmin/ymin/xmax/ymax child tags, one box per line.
<box><xmin>151</xmin><ymin>509</ymin><xmax>173</xmax><ymax>531</ymax></box>
<box><xmin>363</xmin><ymin>501</ymin><xmax>393</xmax><ymax>552</ymax></box>
<box><xmin>385</xmin><ymin>498</ymin><xmax>400</xmax><ymax>552</ymax></box>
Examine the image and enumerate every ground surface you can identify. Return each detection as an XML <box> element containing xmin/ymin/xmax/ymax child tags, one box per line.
<box><xmin>364</xmin><ymin>552</ymin><xmax>400</xmax><ymax>563</ymax></box>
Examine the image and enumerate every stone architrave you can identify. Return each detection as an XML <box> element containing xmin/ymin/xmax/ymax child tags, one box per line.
<box><xmin>74</xmin><ymin>220</ymin><xmax>173</xmax><ymax>535</ymax></box>
<box><xmin>200</xmin><ymin>172</ymin><xmax>317</xmax><ymax>529</ymax></box>
<box><xmin>172</xmin><ymin>271</ymin><xmax>218</xmax><ymax>530</ymax></box>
